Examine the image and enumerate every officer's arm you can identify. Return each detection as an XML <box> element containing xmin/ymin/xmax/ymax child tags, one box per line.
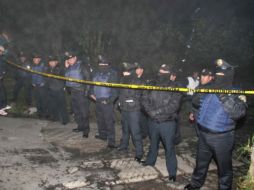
<box><xmin>82</xmin><ymin>65</ymin><xmax>91</xmax><ymax>96</ymax></box>
<box><xmin>109</xmin><ymin>70</ymin><xmax>119</xmax><ymax>103</ymax></box>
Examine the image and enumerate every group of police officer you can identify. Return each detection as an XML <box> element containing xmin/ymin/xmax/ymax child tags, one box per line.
<box><xmin>0</xmin><ymin>47</ymin><xmax>248</xmax><ymax>189</ymax></box>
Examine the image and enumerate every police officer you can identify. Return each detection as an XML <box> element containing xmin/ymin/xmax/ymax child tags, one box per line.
<box><xmin>184</xmin><ymin>59</ymin><xmax>247</xmax><ymax>190</ymax></box>
<box><xmin>134</xmin><ymin>62</ymin><xmax>149</xmax><ymax>140</ymax></box>
<box><xmin>118</xmin><ymin>62</ymin><xmax>144</xmax><ymax>162</ymax></box>
<box><xmin>142</xmin><ymin>64</ymin><xmax>182</xmax><ymax>182</ymax></box>
<box><xmin>65</xmin><ymin>51</ymin><xmax>90</xmax><ymax>138</ymax></box>
<box><xmin>0</xmin><ymin>45</ymin><xmax>8</xmax><ymax>115</ymax></box>
<box><xmin>12</xmin><ymin>51</ymin><xmax>32</xmax><ymax>106</ymax></box>
<box><xmin>169</xmin><ymin>68</ymin><xmax>185</xmax><ymax>145</ymax></box>
<box><xmin>47</xmin><ymin>55</ymin><xmax>69</xmax><ymax>124</ymax></box>
<box><xmin>31</xmin><ymin>53</ymin><xmax>48</xmax><ymax>118</ymax></box>
<box><xmin>90</xmin><ymin>55</ymin><xmax>118</xmax><ymax>148</ymax></box>
<box><xmin>189</xmin><ymin>68</ymin><xmax>214</xmax><ymax>137</ymax></box>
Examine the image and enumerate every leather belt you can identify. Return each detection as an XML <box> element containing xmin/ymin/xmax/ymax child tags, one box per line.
<box><xmin>198</xmin><ymin>124</ymin><xmax>233</xmax><ymax>134</ymax></box>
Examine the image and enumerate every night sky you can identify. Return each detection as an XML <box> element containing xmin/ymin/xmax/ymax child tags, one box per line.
<box><xmin>0</xmin><ymin>0</ymin><xmax>254</xmax><ymax>85</ymax></box>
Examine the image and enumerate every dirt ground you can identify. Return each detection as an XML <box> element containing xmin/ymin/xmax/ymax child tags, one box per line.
<box><xmin>0</xmin><ymin>114</ymin><xmax>253</xmax><ymax>190</ymax></box>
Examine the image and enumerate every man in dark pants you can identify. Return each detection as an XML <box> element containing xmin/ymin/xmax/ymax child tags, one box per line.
<box><xmin>12</xmin><ymin>51</ymin><xmax>32</xmax><ymax>106</ymax></box>
<box><xmin>142</xmin><ymin>64</ymin><xmax>182</xmax><ymax>182</ymax></box>
<box><xmin>118</xmin><ymin>62</ymin><xmax>144</xmax><ymax>162</ymax></box>
<box><xmin>47</xmin><ymin>55</ymin><xmax>69</xmax><ymax>125</ymax></box>
<box><xmin>31</xmin><ymin>53</ymin><xmax>48</xmax><ymax>118</ymax></box>
<box><xmin>65</xmin><ymin>52</ymin><xmax>90</xmax><ymax>138</ymax></box>
<box><xmin>185</xmin><ymin>59</ymin><xmax>247</xmax><ymax>190</ymax></box>
<box><xmin>90</xmin><ymin>55</ymin><xmax>118</xmax><ymax>148</ymax></box>
<box><xmin>169</xmin><ymin>68</ymin><xmax>185</xmax><ymax>145</ymax></box>
<box><xmin>134</xmin><ymin>62</ymin><xmax>149</xmax><ymax>139</ymax></box>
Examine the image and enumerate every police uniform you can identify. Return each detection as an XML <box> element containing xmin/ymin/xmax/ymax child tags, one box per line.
<box><xmin>142</xmin><ymin>64</ymin><xmax>182</xmax><ymax>182</ymax></box>
<box><xmin>134</xmin><ymin>62</ymin><xmax>149</xmax><ymax>139</ymax></box>
<box><xmin>31</xmin><ymin>53</ymin><xmax>48</xmax><ymax>118</ymax></box>
<box><xmin>47</xmin><ymin>56</ymin><xmax>69</xmax><ymax>124</ymax></box>
<box><xmin>118</xmin><ymin>62</ymin><xmax>143</xmax><ymax>161</ymax></box>
<box><xmin>185</xmin><ymin>60</ymin><xmax>247</xmax><ymax>190</ymax></box>
<box><xmin>0</xmin><ymin>47</ymin><xmax>7</xmax><ymax>111</ymax></box>
<box><xmin>65</xmin><ymin>52</ymin><xmax>90</xmax><ymax>137</ymax></box>
<box><xmin>90</xmin><ymin>56</ymin><xmax>118</xmax><ymax>147</ymax></box>
<box><xmin>12</xmin><ymin>52</ymin><xmax>32</xmax><ymax>105</ymax></box>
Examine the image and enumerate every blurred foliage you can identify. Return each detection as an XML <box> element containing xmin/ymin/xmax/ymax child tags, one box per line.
<box><xmin>237</xmin><ymin>135</ymin><xmax>254</xmax><ymax>159</ymax></box>
<box><xmin>237</xmin><ymin>136</ymin><xmax>254</xmax><ymax>190</ymax></box>
<box><xmin>237</xmin><ymin>174</ymin><xmax>254</xmax><ymax>190</ymax></box>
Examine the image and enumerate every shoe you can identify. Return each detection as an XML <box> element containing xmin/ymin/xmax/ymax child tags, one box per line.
<box><xmin>95</xmin><ymin>135</ymin><xmax>107</xmax><ymax>141</ymax></box>
<box><xmin>134</xmin><ymin>157</ymin><xmax>143</xmax><ymax>164</ymax></box>
<box><xmin>107</xmin><ymin>144</ymin><xmax>117</xmax><ymax>149</ymax></box>
<box><xmin>49</xmin><ymin>117</ymin><xmax>57</xmax><ymax>122</ymax></box>
<box><xmin>72</xmin><ymin>128</ymin><xmax>82</xmax><ymax>132</ymax></box>
<box><xmin>142</xmin><ymin>162</ymin><xmax>153</xmax><ymax>167</ymax></box>
<box><xmin>82</xmin><ymin>133</ymin><xmax>89</xmax><ymax>138</ymax></box>
<box><xmin>142</xmin><ymin>135</ymin><xmax>147</xmax><ymax>139</ymax></box>
<box><xmin>0</xmin><ymin>109</ymin><xmax>8</xmax><ymax>116</ymax></box>
<box><xmin>117</xmin><ymin>147</ymin><xmax>128</xmax><ymax>152</ymax></box>
<box><xmin>184</xmin><ymin>184</ymin><xmax>199</xmax><ymax>190</ymax></box>
<box><xmin>62</xmin><ymin>121</ymin><xmax>69</xmax><ymax>125</ymax></box>
<box><xmin>169</xmin><ymin>175</ymin><xmax>176</xmax><ymax>182</ymax></box>
<box><xmin>4</xmin><ymin>105</ymin><xmax>12</xmax><ymax>110</ymax></box>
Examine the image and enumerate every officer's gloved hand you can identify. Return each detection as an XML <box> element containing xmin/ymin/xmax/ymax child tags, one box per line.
<box><xmin>218</xmin><ymin>94</ymin><xmax>228</xmax><ymax>102</ymax></box>
<box><xmin>238</xmin><ymin>95</ymin><xmax>247</xmax><ymax>103</ymax></box>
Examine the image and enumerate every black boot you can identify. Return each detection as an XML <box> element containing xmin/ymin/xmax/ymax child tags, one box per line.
<box><xmin>169</xmin><ymin>175</ymin><xmax>176</xmax><ymax>182</ymax></box>
<box><xmin>184</xmin><ymin>184</ymin><xmax>199</xmax><ymax>190</ymax></box>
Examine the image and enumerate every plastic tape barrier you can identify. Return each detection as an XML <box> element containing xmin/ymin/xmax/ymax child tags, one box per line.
<box><xmin>6</xmin><ymin>60</ymin><xmax>254</xmax><ymax>95</ymax></box>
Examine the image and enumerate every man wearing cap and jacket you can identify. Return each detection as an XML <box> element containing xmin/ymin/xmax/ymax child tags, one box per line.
<box><xmin>65</xmin><ymin>52</ymin><xmax>91</xmax><ymax>138</ymax></box>
<box><xmin>142</xmin><ymin>64</ymin><xmax>182</xmax><ymax>182</ymax></box>
<box><xmin>90</xmin><ymin>55</ymin><xmax>118</xmax><ymax>148</ymax></box>
<box><xmin>31</xmin><ymin>53</ymin><xmax>48</xmax><ymax>118</ymax></box>
<box><xmin>47</xmin><ymin>55</ymin><xmax>69</xmax><ymax>125</ymax></box>
<box><xmin>134</xmin><ymin>62</ymin><xmax>149</xmax><ymax>140</ymax></box>
<box><xmin>189</xmin><ymin>68</ymin><xmax>215</xmax><ymax>137</ymax></box>
<box><xmin>185</xmin><ymin>59</ymin><xmax>247</xmax><ymax>190</ymax></box>
<box><xmin>12</xmin><ymin>51</ymin><xmax>32</xmax><ymax>106</ymax></box>
<box><xmin>118</xmin><ymin>62</ymin><xmax>144</xmax><ymax>162</ymax></box>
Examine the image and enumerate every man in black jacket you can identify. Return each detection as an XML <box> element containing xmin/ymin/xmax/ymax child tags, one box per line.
<box><xmin>142</xmin><ymin>64</ymin><xmax>182</xmax><ymax>182</ymax></box>
<box><xmin>118</xmin><ymin>62</ymin><xmax>144</xmax><ymax>162</ymax></box>
<box><xmin>47</xmin><ymin>55</ymin><xmax>69</xmax><ymax>125</ymax></box>
<box><xmin>135</xmin><ymin>62</ymin><xmax>149</xmax><ymax>139</ymax></box>
<box><xmin>12</xmin><ymin>51</ymin><xmax>32</xmax><ymax>106</ymax></box>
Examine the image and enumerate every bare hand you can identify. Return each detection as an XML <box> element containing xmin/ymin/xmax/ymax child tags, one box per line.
<box><xmin>90</xmin><ymin>94</ymin><xmax>96</xmax><ymax>101</ymax></box>
<box><xmin>65</xmin><ymin>60</ymin><xmax>69</xmax><ymax>68</ymax></box>
<box><xmin>189</xmin><ymin>113</ymin><xmax>195</xmax><ymax>121</ymax></box>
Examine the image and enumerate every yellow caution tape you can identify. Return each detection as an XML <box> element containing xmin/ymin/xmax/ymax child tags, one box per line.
<box><xmin>6</xmin><ymin>60</ymin><xmax>254</xmax><ymax>94</ymax></box>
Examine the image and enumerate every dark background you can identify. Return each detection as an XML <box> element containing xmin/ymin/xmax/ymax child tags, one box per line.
<box><xmin>0</xmin><ymin>0</ymin><xmax>254</xmax><ymax>86</ymax></box>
